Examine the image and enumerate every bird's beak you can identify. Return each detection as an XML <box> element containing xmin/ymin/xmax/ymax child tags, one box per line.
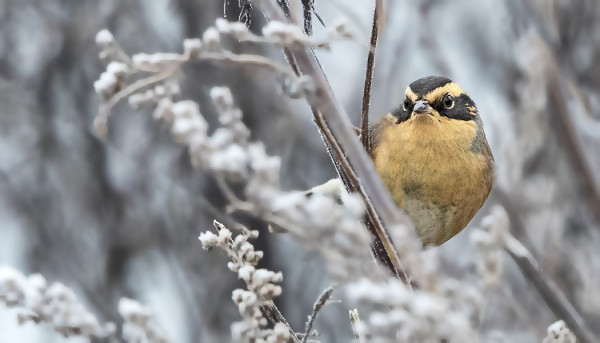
<box><xmin>412</xmin><ymin>100</ymin><xmax>432</xmax><ymax>115</ymax></box>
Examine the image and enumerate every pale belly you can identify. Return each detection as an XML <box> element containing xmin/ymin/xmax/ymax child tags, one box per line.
<box><xmin>402</xmin><ymin>197</ymin><xmax>458</xmax><ymax>245</ymax></box>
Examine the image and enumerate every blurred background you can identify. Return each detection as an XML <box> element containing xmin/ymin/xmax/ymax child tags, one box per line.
<box><xmin>0</xmin><ymin>0</ymin><xmax>599</xmax><ymax>342</ymax></box>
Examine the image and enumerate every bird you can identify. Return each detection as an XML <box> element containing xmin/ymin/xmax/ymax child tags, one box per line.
<box><xmin>308</xmin><ymin>76</ymin><xmax>494</xmax><ymax>246</ymax></box>
<box><xmin>369</xmin><ymin>76</ymin><xmax>494</xmax><ymax>246</ymax></box>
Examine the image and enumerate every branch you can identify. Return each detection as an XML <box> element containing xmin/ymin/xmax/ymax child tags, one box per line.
<box><xmin>210</xmin><ymin>221</ymin><xmax>301</xmax><ymax>343</ymax></box>
<box><xmin>349</xmin><ymin>309</ymin><xmax>365</xmax><ymax>343</ymax></box>
<box><xmin>281</xmin><ymin>45</ymin><xmax>406</xmax><ymax>279</ymax></box>
<box><xmin>256</xmin><ymin>0</ymin><xmax>418</xmax><ymax>284</ymax></box>
<box><xmin>263</xmin><ymin>301</ymin><xmax>301</xmax><ymax>343</ymax></box>
<box><xmin>279</xmin><ymin>49</ymin><xmax>408</xmax><ymax>279</ymax></box>
<box><xmin>94</xmin><ymin>65</ymin><xmax>180</xmax><ymax>136</ymax></box>
<box><xmin>504</xmin><ymin>233</ymin><xmax>597</xmax><ymax>343</ymax></box>
<box><xmin>301</xmin><ymin>285</ymin><xmax>336</xmax><ymax>343</ymax></box>
<box><xmin>360</xmin><ymin>0</ymin><xmax>382</xmax><ymax>154</ymax></box>
<box><xmin>301</xmin><ymin>0</ymin><xmax>315</xmax><ymax>35</ymax></box>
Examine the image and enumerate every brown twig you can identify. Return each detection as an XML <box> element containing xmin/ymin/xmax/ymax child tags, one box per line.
<box><xmin>263</xmin><ymin>301</ymin><xmax>301</xmax><ymax>343</ymax></box>
<box><xmin>349</xmin><ymin>309</ymin><xmax>365</xmax><ymax>343</ymax></box>
<box><xmin>301</xmin><ymin>0</ymin><xmax>315</xmax><ymax>35</ymax></box>
<box><xmin>504</xmin><ymin>233</ymin><xmax>597</xmax><ymax>343</ymax></box>
<box><xmin>358</xmin><ymin>1</ymin><xmax>404</xmax><ymax>280</ymax></box>
<box><xmin>301</xmin><ymin>285</ymin><xmax>336</xmax><ymax>343</ymax></box>
<box><xmin>360</xmin><ymin>0</ymin><xmax>382</xmax><ymax>154</ymax></box>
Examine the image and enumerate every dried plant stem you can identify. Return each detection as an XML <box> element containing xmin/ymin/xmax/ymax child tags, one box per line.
<box><xmin>95</xmin><ymin>49</ymin><xmax>299</xmax><ymax>137</ymax></box>
<box><xmin>504</xmin><ymin>233</ymin><xmax>597</xmax><ymax>343</ymax></box>
<box><xmin>258</xmin><ymin>0</ymin><xmax>416</xmax><ymax>284</ymax></box>
<box><xmin>360</xmin><ymin>0</ymin><xmax>382</xmax><ymax>154</ymax></box>
<box><xmin>214</xmin><ymin>173</ymin><xmax>330</xmax><ymax>241</ymax></box>
<box><xmin>213</xmin><ymin>221</ymin><xmax>301</xmax><ymax>343</ymax></box>
<box><xmin>202</xmin><ymin>51</ymin><xmax>299</xmax><ymax>78</ymax></box>
<box><xmin>263</xmin><ymin>301</ymin><xmax>301</xmax><ymax>343</ymax></box>
<box><xmin>301</xmin><ymin>285</ymin><xmax>336</xmax><ymax>343</ymax></box>
<box><xmin>349</xmin><ymin>309</ymin><xmax>365</xmax><ymax>343</ymax></box>
<box><xmin>94</xmin><ymin>65</ymin><xmax>180</xmax><ymax>135</ymax></box>
<box><xmin>301</xmin><ymin>0</ymin><xmax>315</xmax><ymax>35</ymax></box>
<box><xmin>277</xmin><ymin>0</ymin><xmax>292</xmax><ymax>18</ymax></box>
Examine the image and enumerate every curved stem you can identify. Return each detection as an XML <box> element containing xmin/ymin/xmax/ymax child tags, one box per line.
<box><xmin>360</xmin><ymin>0</ymin><xmax>381</xmax><ymax>154</ymax></box>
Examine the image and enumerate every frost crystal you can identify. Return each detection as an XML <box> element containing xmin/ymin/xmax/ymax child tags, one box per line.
<box><xmin>95</xmin><ymin>29</ymin><xmax>114</xmax><ymax>46</ymax></box>
<box><xmin>0</xmin><ymin>266</ymin><xmax>114</xmax><ymax>338</ymax></box>
<box><xmin>543</xmin><ymin>320</ymin><xmax>576</xmax><ymax>343</ymax></box>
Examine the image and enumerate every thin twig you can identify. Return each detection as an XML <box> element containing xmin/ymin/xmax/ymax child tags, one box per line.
<box><xmin>301</xmin><ymin>285</ymin><xmax>336</xmax><ymax>343</ymax></box>
<box><xmin>504</xmin><ymin>233</ymin><xmax>597</xmax><ymax>343</ymax></box>
<box><xmin>213</xmin><ymin>221</ymin><xmax>301</xmax><ymax>343</ymax></box>
<box><xmin>349</xmin><ymin>309</ymin><xmax>365</xmax><ymax>343</ymax></box>
<box><xmin>314</xmin><ymin>11</ymin><xmax>325</xmax><ymax>28</ymax></box>
<box><xmin>94</xmin><ymin>65</ymin><xmax>180</xmax><ymax>135</ymax></box>
<box><xmin>277</xmin><ymin>0</ymin><xmax>292</xmax><ymax>18</ymax></box>
<box><xmin>239</xmin><ymin>0</ymin><xmax>253</xmax><ymax>26</ymax></box>
<box><xmin>301</xmin><ymin>0</ymin><xmax>315</xmax><ymax>35</ymax></box>
<box><xmin>94</xmin><ymin>50</ymin><xmax>300</xmax><ymax>136</ymax></box>
<box><xmin>202</xmin><ymin>51</ymin><xmax>299</xmax><ymax>78</ymax></box>
<box><xmin>360</xmin><ymin>0</ymin><xmax>382</xmax><ymax>154</ymax></box>
<box><xmin>213</xmin><ymin>175</ymin><xmax>256</xmax><ymax>214</ymax></box>
<box><xmin>263</xmin><ymin>301</ymin><xmax>301</xmax><ymax>343</ymax></box>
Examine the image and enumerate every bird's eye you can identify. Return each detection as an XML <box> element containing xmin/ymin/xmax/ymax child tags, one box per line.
<box><xmin>402</xmin><ymin>98</ymin><xmax>411</xmax><ymax>111</ymax></box>
<box><xmin>443</xmin><ymin>94</ymin><xmax>454</xmax><ymax>109</ymax></box>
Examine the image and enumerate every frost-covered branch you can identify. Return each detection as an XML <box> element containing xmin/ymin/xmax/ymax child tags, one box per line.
<box><xmin>93</xmin><ymin>18</ymin><xmax>356</xmax><ymax>137</ymax></box>
<box><xmin>300</xmin><ymin>284</ymin><xmax>335</xmax><ymax>343</ymax></box>
<box><xmin>0</xmin><ymin>266</ymin><xmax>169</xmax><ymax>343</ymax></box>
<box><xmin>344</xmin><ymin>272</ymin><xmax>481</xmax><ymax>342</ymax></box>
<box><xmin>94</xmin><ymin>31</ymin><xmax>378</xmax><ymax>281</ymax></box>
<box><xmin>0</xmin><ymin>266</ymin><xmax>115</xmax><ymax>339</ymax></box>
<box><xmin>200</xmin><ymin>221</ymin><xmax>295</xmax><ymax>343</ymax></box>
<box><xmin>119</xmin><ymin>298</ymin><xmax>170</xmax><ymax>343</ymax></box>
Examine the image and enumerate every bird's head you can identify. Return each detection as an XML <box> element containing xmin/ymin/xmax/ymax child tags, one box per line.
<box><xmin>392</xmin><ymin>76</ymin><xmax>479</xmax><ymax>126</ymax></box>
